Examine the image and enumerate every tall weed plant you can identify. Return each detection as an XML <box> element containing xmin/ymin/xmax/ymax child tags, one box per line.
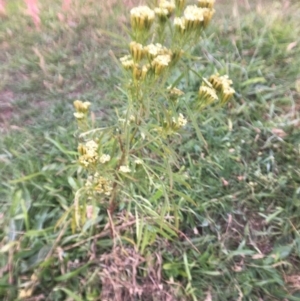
<box><xmin>57</xmin><ymin>0</ymin><xmax>235</xmax><ymax>298</ymax></box>
<box><xmin>67</xmin><ymin>0</ymin><xmax>234</xmax><ymax>245</ymax></box>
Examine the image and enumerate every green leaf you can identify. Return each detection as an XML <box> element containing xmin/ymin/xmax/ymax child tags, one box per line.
<box><xmin>241</xmin><ymin>77</ymin><xmax>266</xmax><ymax>87</ymax></box>
<box><xmin>9</xmin><ymin>172</ymin><xmax>43</xmax><ymax>184</ymax></box>
<box><xmin>45</xmin><ymin>135</ymin><xmax>77</xmax><ymax>156</ymax></box>
<box><xmin>54</xmin><ymin>263</ymin><xmax>90</xmax><ymax>281</ymax></box>
<box><xmin>54</xmin><ymin>287</ymin><xmax>83</xmax><ymax>301</ymax></box>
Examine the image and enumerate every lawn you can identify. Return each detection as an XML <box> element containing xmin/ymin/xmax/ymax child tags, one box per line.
<box><xmin>1</xmin><ymin>0</ymin><xmax>300</xmax><ymax>300</ymax></box>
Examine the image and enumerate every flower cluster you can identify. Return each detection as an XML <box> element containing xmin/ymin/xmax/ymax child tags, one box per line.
<box><xmin>85</xmin><ymin>173</ymin><xmax>112</xmax><ymax>196</ymax></box>
<box><xmin>198</xmin><ymin>74</ymin><xmax>235</xmax><ymax>107</ymax></box>
<box><xmin>174</xmin><ymin>4</ymin><xmax>215</xmax><ymax>35</ymax></box>
<box><xmin>130</xmin><ymin>6</ymin><xmax>155</xmax><ymax>32</ymax></box>
<box><xmin>123</xmin><ymin>1</ymin><xmax>216</xmax><ymax>82</ymax></box>
<box><xmin>198</xmin><ymin>85</ymin><xmax>218</xmax><ymax>105</ymax></box>
<box><xmin>119</xmin><ymin>165</ymin><xmax>131</xmax><ymax>173</ymax></box>
<box><xmin>167</xmin><ymin>86</ymin><xmax>184</xmax><ymax>102</ymax></box>
<box><xmin>78</xmin><ymin>140</ymin><xmax>111</xmax><ymax>168</ymax></box>
<box><xmin>78</xmin><ymin>140</ymin><xmax>99</xmax><ymax>168</ymax></box>
<box><xmin>172</xmin><ymin>113</ymin><xmax>187</xmax><ymax>129</ymax></box>
<box><xmin>154</xmin><ymin>1</ymin><xmax>175</xmax><ymax>23</ymax></box>
<box><xmin>99</xmin><ymin>154</ymin><xmax>111</xmax><ymax>164</ymax></box>
<box><xmin>197</xmin><ymin>0</ymin><xmax>215</xmax><ymax>9</ymax></box>
<box><xmin>160</xmin><ymin>112</ymin><xmax>188</xmax><ymax>136</ymax></box>
<box><xmin>120</xmin><ymin>42</ymin><xmax>179</xmax><ymax>80</ymax></box>
<box><xmin>73</xmin><ymin>100</ymin><xmax>91</xmax><ymax>120</ymax></box>
<box><xmin>209</xmin><ymin>74</ymin><xmax>235</xmax><ymax>104</ymax></box>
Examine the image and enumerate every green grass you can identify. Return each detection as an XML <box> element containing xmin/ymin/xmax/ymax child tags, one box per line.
<box><xmin>1</xmin><ymin>0</ymin><xmax>300</xmax><ymax>300</ymax></box>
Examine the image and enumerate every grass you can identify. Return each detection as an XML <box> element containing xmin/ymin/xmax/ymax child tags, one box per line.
<box><xmin>1</xmin><ymin>0</ymin><xmax>300</xmax><ymax>300</ymax></box>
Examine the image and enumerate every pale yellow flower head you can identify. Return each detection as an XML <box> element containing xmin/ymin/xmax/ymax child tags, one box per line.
<box><xmin>78</xmin><ymin>140</ymin><xmax>99</xmax><ymax>168</ymax></box>
<box><xmin>209</xmin><ymin>74</ymin><xmax>223</xmax><ymax>91</ymax></box>
<box><xmin>86</xmin><ymin>140</ymin><xmax>98</xmax><ymax>151</ymax></box>
<box><xmin>177</xmin><ymin>113</ymin><xmax>187</xmax><ymax>128</ymax></box>
<box><xmin>158</xmin><ymin>0</ymin><xmax>175</xmax><ymax>15</ymax></box>
<box><xmin>171</xmin><ymin>113</ymin><xmax>187</xmax><ymax>130</ymax></box>
<box><xmin>141</xmin><ymin>64</ymin><xmax>150</xmax><ymax>80</ymax></box>
<box><xmin>129</xmin><ymin>115</ymin><xmax>136</xmax><ymax>123</ymax></box>
<box><xmin>221</xmin><ymin>87</ymin><xmax>235</xmax><ymax>104</ymax></box>
<box><xmin>197</xmin><ymin>0</ymin><xmax>215</xmax><ymax>9</ymax></box>
<box><xmin>168</xmin><ymin>86</ymin><xmax>184</xmax><ymax>97</ymax></box>
<box><xmin>129</xmin><ymin>41</ymin><xmax>145</xmax><ymax>62</ymax></box>
<box><xmin>119</xmin><ymin>165</ymin><xmax>131</xmax><ymax>173</ymax></box>
<box><xmin>79</xmin><ymin>153</ymin><xmax>98</xmax><ymax>168</ymax></box>
<box><xmin>94</xmin><ymin>176</ymin><xmax>112</xmax><ymax>196</ymax></box>
<box><xmin>145</xmin><ymin>43</ymin><xmax>169</xmax><ymax>59</ymax></box>
<box><xmin>168</xmin><ymin>86</ymin><xmax>184</xmax><ymax>102</ymax></box>
<box><xmin>154</xmin><ymin>7</ymin><xmax>169</xmax><ymax>22</ymax></box>
<box><xmin>209</xmin><ymin>74</ymin><xmax>233</xmax><ymax>91</ymax></box>
<box><xmin>184</xmin><ymin>5</ymin><xmax>204</xmax><ymax>30</ymax></box>
<box><xmin>202</xmin><ymin>7</ymin><xmax>215</xmax><ymax>28</ymax></box>
<box><xmin>134</xmin><ymin>158</ymin><xmax>143</xmax><ymax>165</ymax></box>
<box><xmin>174</xmin><ymin>17</ymin><xmax>186</xmax><ymax>33</ymax></box>
<box><xmin>151</xmin><ymin>54</ymin><xmax>172</xmax><ymax>75</ymax></box>
<box><xmin>99</xmin><ymin>154</ymin><xmax>111</xmax><ymax>164</ymax></box>
<box><xmin>220</xmin><ymin>75</ymin><xmax>233</xmax><ymax>88</ymax></box>
<box><xmin>73</xmin><ymin>100</ymin><xmax>91</xmax><ymax>112</ymax></box>
<box><xmin>130</xmin><ymin>6</ymin><xmax>155</xmax><ymax>31</ymax></box>
<box><xmin>198</xmin><ymin>85</ymin><xmax>218</xmax><ymax>106</ymax></box>
<box><xmin>208</xmin><ymin>74</ymin><xmax>235</xmax><ymax>104</ymax></box>
<box><xmin>120</xmin><ymin>55</ymin><xmax>134</xmax><ymax>70</ymax></box>
<box><xmin>74</xmin><ymin>112</ymin><xmax>85</xmax><ymax>120</ymax></box>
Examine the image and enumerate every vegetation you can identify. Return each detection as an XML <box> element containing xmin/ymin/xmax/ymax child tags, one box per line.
<box><xmin>0</xmin><ymin>0</ymin><xmax>300</xmax><ymax>300</ymax></box>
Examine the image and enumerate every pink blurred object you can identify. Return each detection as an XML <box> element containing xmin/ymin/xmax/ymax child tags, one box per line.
<box><xmin>25</xmin><ymin>0</ymin><xmax>41</xmax><ymax>29</ymax></box>
<box><xmin>62</xmin><ymin>0</ymin><xmax>71</xmax><ymax>11</ymax></box>
<box><xmin>0</xmin><ymin>0</ymin><xmax>6</xmax><ymax>15</ymax></box>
